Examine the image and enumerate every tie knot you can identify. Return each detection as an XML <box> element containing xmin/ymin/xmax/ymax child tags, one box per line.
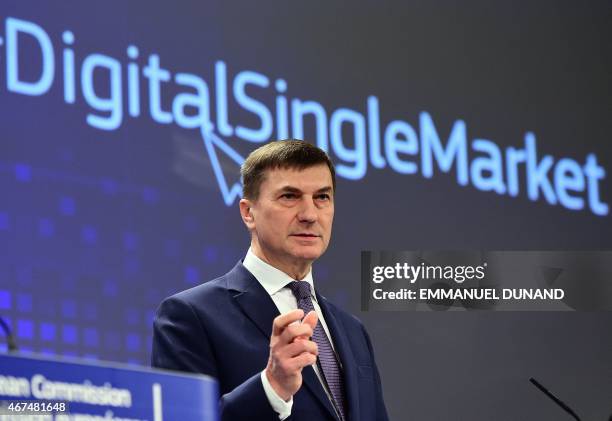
<box><xmin>287</xmin><ymin>281</ymin><xmax>311</xmax><ymax>301</ymax></box>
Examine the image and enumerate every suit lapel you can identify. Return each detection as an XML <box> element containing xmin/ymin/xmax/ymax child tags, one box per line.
<box><xmin>317</xmin><ymin>293</ymin><xmax>361</xmax><ymax>421</ymax></box>
<box><xmin>301</xmin><ymin>363</ymin><xmax>342</xmax><ymax>420</ymax></box>
<box><xmin>227</xmin><ymin>262</ymin><xmax>279</xmax><ymax>339</ymax></box>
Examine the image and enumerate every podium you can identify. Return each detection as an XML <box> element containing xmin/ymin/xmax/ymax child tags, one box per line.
<box><xmin>0</xmin><ymin>353</ymin><xmax>218</xmax><ymax>420</ymax></box>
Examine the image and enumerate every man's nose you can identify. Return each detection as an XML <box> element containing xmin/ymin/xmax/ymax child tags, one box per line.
<box><xmin>297</xmin><ymin>197</ymin><xmax>318</xmax><ymax>223</ymax></box>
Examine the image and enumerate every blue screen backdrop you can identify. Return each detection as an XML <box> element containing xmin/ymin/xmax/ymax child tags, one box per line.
<box><xmin>2</xmin><ymin>1</ymin><xmax>612</xmax><ymax>419</ymax></box>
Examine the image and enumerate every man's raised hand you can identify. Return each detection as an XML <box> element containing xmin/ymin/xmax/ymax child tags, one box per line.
<box><xmin>265</xmin><ymin>309</ymin><xmax>319</xmax><ymax>401</ymax></box>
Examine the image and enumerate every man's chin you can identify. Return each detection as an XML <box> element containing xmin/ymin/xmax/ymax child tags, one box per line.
<box><xmin>290</xmin><ymin>246</ymin><xmax>325</xmax><ymax>261</ymax></box>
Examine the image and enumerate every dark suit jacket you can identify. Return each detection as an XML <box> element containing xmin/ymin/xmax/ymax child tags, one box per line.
<box><xmin>152</xmin><ymin>262</ymin><xmax>389</xmax><ymax>421</ymax></box>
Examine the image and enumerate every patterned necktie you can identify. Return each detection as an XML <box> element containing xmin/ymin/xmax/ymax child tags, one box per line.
<box><xmin>288</xmin><ymin>281</ymin><xmax>346</xmax><ymax>421</ymax></box>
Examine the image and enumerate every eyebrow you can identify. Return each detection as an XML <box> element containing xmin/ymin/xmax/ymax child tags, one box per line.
<box><xmin>275</xmin><ymin>186</ymin><xmax>333</xmax><ymax>195</ymax></box>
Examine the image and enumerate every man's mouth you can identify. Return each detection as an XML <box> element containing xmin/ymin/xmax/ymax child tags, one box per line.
<box><xmin>292</xmin><ymin>233</ymin><xmax>320</xmax><ymax>238</ymax></box>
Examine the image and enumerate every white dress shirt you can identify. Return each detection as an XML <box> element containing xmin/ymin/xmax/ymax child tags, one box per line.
<box><xmin>242</xmin><ymin>248</ymin><xmax>337</xmax><ymax>420</ymax></box>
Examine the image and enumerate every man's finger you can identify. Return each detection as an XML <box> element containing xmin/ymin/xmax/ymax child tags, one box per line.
<box><xmin>282</xmin><ymin>339</ymin><xmax>318</xmax><ymax>358</ymax></box>
<box><xmin>272</xmin><ymin>309</ymin><xmax>305</xmax><ymax>336</ymax></box>
<box><xmin>302</xmin><ymin>310</ymin><xmax>318</xmax><ymax>331</ymax></box>
<box><xmin>292</xmin><ymin>311</ymin><xmax>318</xmax><ymax>343</ymax></box>
<box><xmin>287</xmin><ymin>351</ymin><xmax>318</xmax><ymax>371</ymax></box>
<box><xmin>281</xmin><ymin>323</ymin><xmax>313</xmax><ymax>344</ymax></box>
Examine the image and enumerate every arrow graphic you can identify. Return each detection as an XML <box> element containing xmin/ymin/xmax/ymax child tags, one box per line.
<box><xmin>200</xmin><ymin>124</ymin><xmax>245</xmax><ymax>206</ymax></box>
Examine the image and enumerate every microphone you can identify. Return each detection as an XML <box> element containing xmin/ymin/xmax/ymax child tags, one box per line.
<box><xmin>529</xmin><ymin>377</ymin><xmax>581</xmax><ymax>420</ymax></box>
<box><xmin>0</xmin><ymin>316</ymin><xmax>18</xmax><ymax>352</ymax></box>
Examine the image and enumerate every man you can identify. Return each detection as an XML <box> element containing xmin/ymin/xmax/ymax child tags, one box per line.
<box><xmin>152</xmin><ymin>140</ymin><xmax>388</xmax><ymax>420</ymax></box>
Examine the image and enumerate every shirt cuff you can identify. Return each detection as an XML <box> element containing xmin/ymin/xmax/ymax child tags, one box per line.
<box><xmin>260</xmin><ymin>370</ymin><xmax>293</xmax><ymax>420</ymax></box>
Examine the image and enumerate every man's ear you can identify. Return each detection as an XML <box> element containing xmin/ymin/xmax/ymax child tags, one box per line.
<box><xmin>239</xmin><ymin>198</ymin><xmax>255</xmax><ymax>229</ymax></box>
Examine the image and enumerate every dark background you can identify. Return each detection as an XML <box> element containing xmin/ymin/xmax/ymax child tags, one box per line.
<box><xmin>1</xmin><ymin>1</ymin><xmax>611</xmax><ymax>419</ymax></box>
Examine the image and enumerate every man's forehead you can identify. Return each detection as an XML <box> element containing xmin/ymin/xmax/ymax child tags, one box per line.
<box><xmin>262</xmin><ymin>165</ymin><xmax>333</xmax><ymax>190</ymax></box>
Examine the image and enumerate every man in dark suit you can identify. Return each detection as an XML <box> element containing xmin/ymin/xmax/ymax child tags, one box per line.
<box><xmin>152</xmin><ymin>140</ymin><xmax>389</xmax><ymax>420</ymax></box>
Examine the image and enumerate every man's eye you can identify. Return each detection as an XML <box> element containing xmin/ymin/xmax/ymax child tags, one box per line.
<box><xmin>316</xmin><ymin>194</ymin><xmax>330</xmax><ymax>201</ymax></box>
<box><xmin>281</xmin><ymin>193</ymin><xmax>297</xmax><ymax>199</ymax></box>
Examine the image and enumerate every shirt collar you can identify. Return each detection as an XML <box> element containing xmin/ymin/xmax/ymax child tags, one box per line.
<box><xmin>243</xmin><ymin>247</ymin><xmax>316</xmax><ymax>297</ymax></box>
